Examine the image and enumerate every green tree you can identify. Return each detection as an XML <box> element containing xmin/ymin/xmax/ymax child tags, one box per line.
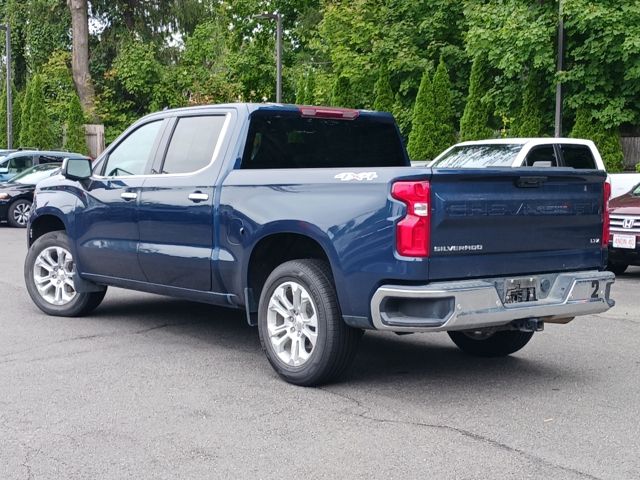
<box><xmin>65</xmin><ymin>93</ymin><xmax>88</xmax><ymax>154</ymax></box>
<box><xmin>295</xmin><ymin>75</ymin><xmax>306</xmax><ymax>104</ymax></box>
<box><xmin>12</xmin><ymin>90</ymin><xmax>22</xmax><ymax>145</ymax></box>
<box><xmin>407</xmin><ymin>69</ymin><xmax>436</xmax><ymax>161</ymax></box>
<box><xmin>303</xmin><ymin>73</ymin><xmax>316</xmax><ymax>105</ymax></box>
<box><xmin>459</xmin><ymin>56</ymin><xmax>494</xmax><ymax>141</ymax></box>
<box><xmin>512</xmin><ymin>71</ymin><xmax>546</xmax><ymax>137</ymax></box>
<box><xmin>431</xmin><ymin>57</ymin><xmax>457</xmax><ymax>153</ymax></box>
<box><xmin>571</xmin><ymin>107</ymin><xmax>624</xmax><ymax>172</ymax></box>
<box><xmin>332</xmin><ymin>75</ymin><xmax>353</xmax><ymax>108</ymax></box>
<box><xmin>373</xmin><ymin>66</ymin><xmax>394</xmax><ymax>113</ymax></box>
<box><xmin>19</xmin><ymin>79</ymin><xmax>35</xmax><ymax>147</ymax></box>
<box><xmin>0</xmin><ymin>81</ymin><xmax>7</xmax><ymax>147</ymax></box>
<box><xmin>26</xmin><ymin>75</ymin><xmax>55</xmax><ymax>149</ymax></box>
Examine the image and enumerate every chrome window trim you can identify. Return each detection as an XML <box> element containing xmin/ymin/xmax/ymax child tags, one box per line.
<box><xmin>93</xmin><ymin>113</ymin><xmax>231</xmax><ymax>180</ymax></box>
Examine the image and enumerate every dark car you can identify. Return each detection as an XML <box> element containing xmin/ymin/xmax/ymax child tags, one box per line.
<box><xmin>0</xmin><ymin>150</ymin><xmax>86</xmax><ymax>182</ymax></box>
<box><xmin>607</xmin><ymin>182</ymin><xmax>640</xmax><ymax>274</ymax></box>
<box><xmin>0</xmin><ymin>163</ymin><xmax>62</xmax><ymax>227</ymax></box>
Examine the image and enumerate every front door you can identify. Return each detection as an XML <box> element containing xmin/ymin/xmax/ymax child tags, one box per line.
<box><xmin>137</xmin><ymin>113</ymin><xmax>229</xmax><ymax>291</ymax></box>
<box><xmin>75</xmin><ymin>119</ymin><xmax>165</xmax><ymax>281</ymax></box>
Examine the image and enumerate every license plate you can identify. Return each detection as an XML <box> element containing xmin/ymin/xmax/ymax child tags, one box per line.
<box><xmin>504</xmin><ymin>277</ymin><xmax>537</xmax><ymax>304</ymax></box>
<box><xmin>613</xmin><ymin>234</ymin><xmax>636</xmax><ymax>249</ymax></box>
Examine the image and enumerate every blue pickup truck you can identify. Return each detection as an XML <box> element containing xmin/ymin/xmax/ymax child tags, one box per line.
<box><xmin>23</xmin><ymin>103</ymin><xmax>615</xmax><ymax>385</ymax></box>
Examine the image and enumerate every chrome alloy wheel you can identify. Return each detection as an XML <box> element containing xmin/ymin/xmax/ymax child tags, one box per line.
<box><xmin>13</xmin><ymin>202</ymin><xmax>32</xmax><ymax>226</ymax></box>
<box><xmin>33</xmin><ymin>246</ymin><xmax>77</xmax><ymax>305</ymax></box>
<box><xmin>267</xmin><ymin>281</ymin><xmax>319</xmax><ymax>366</ymax></box>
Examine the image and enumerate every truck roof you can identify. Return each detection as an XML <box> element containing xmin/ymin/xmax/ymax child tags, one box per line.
<box><xmin>454</xmin><ymin>138</ymin><xmax>595</xmax><ymax>147</ymax></box>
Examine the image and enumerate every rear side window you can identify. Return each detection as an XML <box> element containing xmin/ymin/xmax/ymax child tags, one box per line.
<box><xmin>240</xmin><ymin>113</ymin><xmax>407</xmax><ymax>169</ymax></box>
<box><xmin>8</xmin><ymin>155</ymin><xmax>34</xmax><ymax>173</ymax></box>
<box><xmin>525</xmin><ymin>145</ymin><xmax>557</xmax><ymax>166</ymax></box>
<box><xmin>161</xmin><ymin>116</ymin><xmax>226</xmax><ymax>174</ymax></box>
<box><xmin>38</xmin><ymin>155</ymin><xmax>62</xmax><ymax>164</ymax></box>
<box><xmin>561</xmin><ymin>144</ymin><xmax>596</xmax><ymax>169</ymax></box>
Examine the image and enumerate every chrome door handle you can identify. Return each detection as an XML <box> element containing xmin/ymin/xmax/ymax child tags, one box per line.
<box><xmin>120</xmin><ymin>192</ymin><xmax>138</xmax><ymax>201</ymax></box>
<box><xmin>188</xmin><ymin>193</ymin><xmax>209</xmax><ymax>202</ymax></box>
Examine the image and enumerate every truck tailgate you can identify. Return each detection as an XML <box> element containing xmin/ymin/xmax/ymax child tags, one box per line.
<box><xmin>427</xmin><ymin>168</ymin><xmax>607</xmax><ymax>280</ymax></box>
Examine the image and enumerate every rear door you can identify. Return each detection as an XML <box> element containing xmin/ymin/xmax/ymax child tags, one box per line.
<box><xmin>428</xmin><ymin>168</ymin><xmax>606</xmax><ymax>280</ymax></box>
<box><xmin>137</xmin><ymin>112</ymin><xmax>231</xmax><ymax>291</ymax></box>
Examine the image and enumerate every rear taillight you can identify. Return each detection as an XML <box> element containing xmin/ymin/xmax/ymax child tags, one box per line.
<box><xmin>392</xmin><ymin>181</ymin><xmax>431</xmax><ymax>257</ymax></box>
<box><xmin>602</xmin><ymin>181</ymin><xmax>611</xmax><ymax>247</ymax></box>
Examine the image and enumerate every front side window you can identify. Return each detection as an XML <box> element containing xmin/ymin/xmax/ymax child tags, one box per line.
<box><xmin>103</xmin><ymin>121</ymin><xmax>162</xmax><ymax>177</ymax></box>
<box><xmin>161</xmin><ymin>116</ymin><xmax>226</xmax><ymax>174</ymax></box>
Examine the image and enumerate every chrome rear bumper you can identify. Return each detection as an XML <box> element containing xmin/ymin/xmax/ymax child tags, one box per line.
<box><xmin>370</xmin><ymin>270</ymin><xmax>615</xmax><ymax>333</ymax></box>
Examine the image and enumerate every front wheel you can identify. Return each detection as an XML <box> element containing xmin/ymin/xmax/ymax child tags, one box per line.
<box><xmin>448</xmin><ymin>329</ymin><xmax>534</xmax><ymax>357</ymax></box>
<box><xmin>24</xmin><ymin>231</ymin><xmax>107</xmax><ymax>317</ymax></box>
<box><xmin>7</xmin><ymin>199</ymin><xmax>32</xmax><ymax>228</ymax></box>
<box><xmin>258</xmin><ymin>259</ymin><xmax>361</xmax><ymax>386</ymax></box>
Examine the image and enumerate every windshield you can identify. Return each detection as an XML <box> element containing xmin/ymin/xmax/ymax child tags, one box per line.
<box><xmin>11</xmin><ymin>163</ymin><xmax>61</xmax><ymax>185</ymax></box>
<box><xmin>431</xmin><ymin>144</ymin><xmax>524</xmax><ymax>168</ymax></box>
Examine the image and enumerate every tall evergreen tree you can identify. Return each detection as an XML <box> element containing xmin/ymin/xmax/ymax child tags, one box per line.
<box><xmin>571</xmin><ymin>107</ymin><xmax>624</xmax><ymax>172</ymax></box>
<box><xmin>19</xmin><ymin>79</ymin><xmax>35</xmax><ymax>147</ymax></box>
<box><xmin>431</xmin><ymin>57</ymin><xmax>457</xmax><ymax>154</ymax></box>
<box><xmin>373</xmin><ymin>66</ymin><xmax>394</xmax><ymax>113</ymax></box>
<box><xmin>295</xmin><ymin>75</ymin><xmax>306</xmax><ymax>105</ymax></box>
<box><xmin>65</xmin><ymin>93</ymin><xmax>88</xmax><ymax>154</ymax></box>
<box><xmin>459</xmin><ymin>55</ymin><xmax>494</xmax><ymax>141</ymax></box>
<box><xmin>303</xmin><ymin>73</ymin><xmax>316</xmax><ymax>105</ymax></box>
<box><xmin>407</xmin><ymin>69</ymin><xmax>437</xmax><ymax>161</ymax></box>
<box><xmin>512</xmin><ymin>71</ymin><xmax>545</xmax><ymax>137</ymax></box>
<box><xmin>332</xmin><ymin>75</ymin><xmax>353</xmax><ymax>108</ymax></box>
<box><xmin>27</xmin><ymin>75</ymin><xmax>55</xmax><ymax>149</ymax></box>
<box><xmin>0</xmin><ymin>80</ymin><xmax>7</xmax><ymax>148</ymax></box>
<box><xmin>13</xmin><ymin>91</ymin><xmax>22</xmax><ymax>145</ymax></box>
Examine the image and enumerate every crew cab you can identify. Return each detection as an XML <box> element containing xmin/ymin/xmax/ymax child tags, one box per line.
<box><xmin>24</xmin><ymin>104</ymin><xmax>615</xmax><ymax>386</ymax></box>
<box><xmin>429</xmin><ymin>138</ymin><xmax>605</xmax><ymax>170</ymax></box>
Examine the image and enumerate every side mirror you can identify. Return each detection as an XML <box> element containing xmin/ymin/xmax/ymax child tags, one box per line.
<box><xmin>0</xmin><ymin>167</ymin><xmax>8</xmax><ymax>174</ymax></box>
<box><xmin>62</xmin><ymin>157</ymin><xmax>92</xmax><ymax>181</ymax></box>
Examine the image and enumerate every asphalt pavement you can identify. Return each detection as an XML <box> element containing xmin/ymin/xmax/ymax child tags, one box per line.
<box><xmin>1</xmin><ymin>226</ymin><xmax>638</xmax><ymax>480</ymax></box>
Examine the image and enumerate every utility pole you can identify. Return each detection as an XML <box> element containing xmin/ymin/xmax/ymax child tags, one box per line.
<box><xmin>253</xmin><ymin>12</ymin><xmax>283</xmax><ymax>103</ymax></box>
<box><xmin>554</xmin><ymin>0</ymin><xmax>564</xmax><ymax>138</ymax></box>
<box><xmin>0</xmin><ymin>23</ymin><xmax>12</xmax><ymax>148</ymax></box>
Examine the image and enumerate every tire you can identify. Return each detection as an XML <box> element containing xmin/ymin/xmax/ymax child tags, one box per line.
<box><xmin>607</xmin><ymin>261</ymin><xmax>628</xmax><ymax>275</ymax></box>
<box><xmin>448</xmin><ymin>329</ymin><xmax>534</xmax><ymax>357</ymax></box>
<box><xmin>258</xmin><ymin>259</ymin><xmax>362</xmax><ymax>386</ymax></box>
<box><xmin>7</xmin><ymin>199</ymin><xmax>32</xmax><ymax>228</ymax></box>
<box><xmin>24</xmin><ymin>231</ymin><xmax>107</xmax><ymax>317</ymax></box>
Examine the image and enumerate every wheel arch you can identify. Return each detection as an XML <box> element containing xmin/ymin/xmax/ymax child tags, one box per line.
<box><xmin>244</xmin><ymin>227</ymin><xmax>347</xmax><ymax>317</ymax></box>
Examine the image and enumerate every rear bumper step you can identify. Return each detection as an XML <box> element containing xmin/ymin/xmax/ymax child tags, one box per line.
<box><xmin>371</xmin><ymin>270</ymin><xmax>615</xmax><ymax>333</ymax></box>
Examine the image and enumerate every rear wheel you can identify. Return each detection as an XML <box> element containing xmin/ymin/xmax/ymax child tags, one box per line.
<box><xmin>607</xmin><ymin>261</ymin><xmax>628</xmax><ymax>275</ymax></box>
<box><xmin>448</xmin><ymin>329</ymin><xmax>534</xmax><ymax>357</ymax></box>
<box><xmin>24</xmin><ymin>231</ymin><xmax>107</xmax><ymax>317</ymax></box>
<box><xmin>7</xmin><ymin>199</ymin><xmax>32</xmax><ymax>228</ymax></box>
<box><xmin>258</xmin><ymin>259</ymin><xmax>361</xmax><ymax>386</ymax></box>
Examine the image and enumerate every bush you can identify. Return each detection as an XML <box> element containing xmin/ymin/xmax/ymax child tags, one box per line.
<box><xmin>512</xmin><ymin>71</ymin><xmax>545</xmax><ymax>137</ymax></box>
<box><xmin>25</xmin><ymin>75</ymin><xmax>56</xmax><ymax>149</ymax></box>
<box><xmin>571</xmin><ymin>107</ymin><xmax>624</xmax><ymax>172</ymax></box>
<box><xmin>332</xmin><ymin>75</ymin><xmax>353</xmax><ymax>108</ymax></box>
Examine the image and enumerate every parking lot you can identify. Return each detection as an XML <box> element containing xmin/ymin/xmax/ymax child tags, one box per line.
<box><xmin>1</xmin><ymin>226</ymin><xmax>638</xmax><ymax>479</ymax></box>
